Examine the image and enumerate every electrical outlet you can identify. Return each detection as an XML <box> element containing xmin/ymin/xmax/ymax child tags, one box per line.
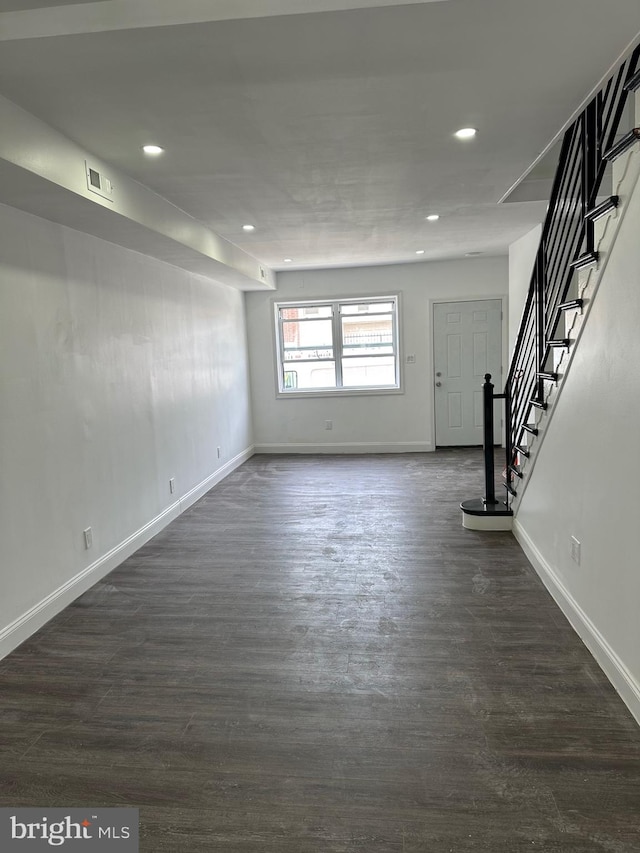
<box><xmin>570</xmin><ymin>536</ymin><xmax>581</xmax><ymax>565</ymax></box>
<box><xmin>217</xmin><ymin>446</ymin><xmax>221</xmax><ymax>458</ymax></box>
<box><xmin>83</xmin><ymin>527</ymin><xmax>93</xmax><ymax>550</ymax></box>
<box><xmin>325</xmin><ymin>420</ymin><xmax>333</xmax><ymax>430</ymax></box>
<box><xmin>406</xmin><ymin>354</ymin><xmax>416</xmax><ymax>364</ymax></box>
<box><xmin>169</xmin><ymin>478</ymin><xmax>175</xmax><ymax>494</ymax></box>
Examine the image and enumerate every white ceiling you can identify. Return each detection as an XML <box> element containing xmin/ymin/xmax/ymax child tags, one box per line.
<box><xmin>1</xmin><ymin>0</ymin><xmax>640</xmax><ymax>272</ymax></box>
<box><xmin>0</xmin><ymin>0</ymin><xmax>101</xmax><ymax>10</ymax></box>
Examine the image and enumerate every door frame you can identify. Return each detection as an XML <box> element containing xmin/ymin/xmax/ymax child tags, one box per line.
<box><xmin>429</xmin><ymin>294</ymin><xmax>509</xmax><ymax>449</ymax></box>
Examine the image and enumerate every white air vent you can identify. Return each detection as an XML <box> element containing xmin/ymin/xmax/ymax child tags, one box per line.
<box><xmin>85</xmin><ymin>161</ymin><xmax>114</xmax><ymax>201</ymax></box>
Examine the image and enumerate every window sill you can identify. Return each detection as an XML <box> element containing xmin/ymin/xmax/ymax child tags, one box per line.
<box><xmin>276</xmin><ymin>386</ymin><xmax>403</xmax><ymax>400</ymax></box>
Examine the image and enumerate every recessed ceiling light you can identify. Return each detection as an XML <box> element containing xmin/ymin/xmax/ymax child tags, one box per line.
<box><xmin>426</xmin><ymin>214</ymin><xmax>440</xmax><ymax>222</ymax></box>
<box><xmin>416</xmin><ymin>250</ymin><xmax>425</xmax><ymax>255</ymax></box>
<box><xmin>242</xmin><ymin>224</ymin><xmax>255</xmax><ymax>232</ymax></box>
<box><xmin>283</xmin><ymin>258</ymin><xmax>293</xmax><ymax>263</ymax></box>
<box><xmin>142</xmin><ymin>145</ymin><xmax>164</xmax><ymax>155</ymax></box>
<box><xmin>455</xmin><ymin>127</ymin><xmax>477</xmax><ymax>140</ymax></box>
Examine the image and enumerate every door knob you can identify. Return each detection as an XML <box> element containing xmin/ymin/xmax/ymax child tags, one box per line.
<box><xmin>435</xmin><ymin>381</ymin><xmax>442</xmax><ymax>387</ymax></box>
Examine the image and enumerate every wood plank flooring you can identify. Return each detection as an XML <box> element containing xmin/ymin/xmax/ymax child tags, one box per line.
<box><xmin>1</xmin><ymin>450</ymin><xmax>639</xmax><ymax>852</ymax></box>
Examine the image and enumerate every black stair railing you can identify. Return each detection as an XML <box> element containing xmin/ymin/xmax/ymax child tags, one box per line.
<box><xmin>503</xmin><ymin>45</ymin><xmax>640</xmax><ymax>501</ymax></box>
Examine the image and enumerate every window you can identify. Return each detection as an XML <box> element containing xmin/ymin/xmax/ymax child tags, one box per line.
<box><xmin>275</xmin><ymin>296</ymin><xmax>400</xmax><ymax>394</ymax></box>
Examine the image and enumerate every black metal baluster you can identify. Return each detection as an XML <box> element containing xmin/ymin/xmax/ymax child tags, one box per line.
<box><xmin>535</xmin><ymin>246</ymin><xmax>546</xmax><ymax>403</ymax></box>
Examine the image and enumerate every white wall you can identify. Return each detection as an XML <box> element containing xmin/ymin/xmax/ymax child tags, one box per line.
<box><xmin>514</xmin><ymin>169</ymin><xmax>640</xmax><ymax>722</ymax></box>
<box><xmin>0</xmin><ymin>202</ymin><xmax>253</xmax><ymax>655</ymax></box>
<box><xmin>508</xmin><ymin>223</ymin><xmax>542</xmax><ymax>357</ymax></box>
<box><xmin>246</xmin><ymin>257</ymin><xmax>508</xmax><ymax>452</ymax></box>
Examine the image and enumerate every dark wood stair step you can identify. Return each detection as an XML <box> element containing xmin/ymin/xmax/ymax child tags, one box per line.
<box><xmin>530</xmin><ymin>398</ymin><xmax>548</xmax><ymax>410</ymax></box>
<box><xmin>625</xmin><ymin>68</ymin><xmax>640</xmax><ymax>92</ymax></box>
<box><xmin>585</xmin><ymin>196</ymin><xmax>618</xmax><ymax>222</ymax></box>
<box><xmin>603</xmin><ymin>128</ymin><xmax>640</xmax><ymax>161</ymax></box>
<box><xmin>569</xmin><ymin>251</ymin><xmax>599</xmax><ymax>271</ymax></box>
<box><xmin>558</xmin><ymin>298</ymin><xmax>583</xmax><ymax>311</ymax></box>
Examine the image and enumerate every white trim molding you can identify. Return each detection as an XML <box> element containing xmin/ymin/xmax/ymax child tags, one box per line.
<box><xmin>462</xmin><ymin>511</ymin><xmax>512</xmax><ymax>531</ymax></box>
<box><xmin>0</xmin><ymin>446</ymin><xmax>254</xmax><ymax>661</ymax></box>
<box><xmin>254</xmin><ymin>441</ymin><xmax>432</xmax><ymax>454</ymax></box>
<box><xmin>513</xmin><ymin>519</ymin><xmax>640</xmax><ymax>726</ymax></box>
<box><xmin>178</xmin><ymin>447</ymin><xmax>254</xmax><ymax>512</ymax></box>
<box><xmin>273</xmin><ymin>294</ymin><xmax>401</xmax><ymax>397</ymax></box>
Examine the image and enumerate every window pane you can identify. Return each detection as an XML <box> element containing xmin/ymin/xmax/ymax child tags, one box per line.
<box><xmin>283</xmin><ymin>362</ymin><xmax>336</xmax><ymax>390</ymax></box>
<box><xmin>280</xmin><ymin>305</ymin><xmax>332</xmax><ymax>320</ymax></box>
<box><xmin>342</xmin><ymin>314</ymin><xmax>393</xmax><ymax>355</ymax></box>
<box><xmin>341</xmin><ymin>356</ymin><xmax>396</xmax><ymax>387</ymax></box>
<box><xmin>340</xmin><ymin>302</ymin><xmax>394</xmax><ymax>315</ymax></box>
<box><xmin>282</xmin><ymin>318</ymin><xmax>334</xmax><ymax>361</ymax></box>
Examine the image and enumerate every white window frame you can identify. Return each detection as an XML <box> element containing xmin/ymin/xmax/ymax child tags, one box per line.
<box><xmin>274</xmin><ymin>295</ymin><xmax>401</xmax><ymax>397</ymax></box>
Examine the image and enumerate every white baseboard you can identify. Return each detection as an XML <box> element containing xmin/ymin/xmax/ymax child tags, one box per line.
<box><xmin>178</xmin><ymin>446</ymin><xmax>254</xmax><ymax>512</ymax></box>
<box><xmin>0</xmin><ymin>446</ymin><xmax>254</xmax><ymax>661</ymax></box>
<box><xmin>254</xmin><ymin>441</ymin><xmax>433</xmax><ymax>454</ymax></box>
<box><xmin>513</xmin><ymin>519</ymin><xmax>640</xmax><ymax>726</ymax></box>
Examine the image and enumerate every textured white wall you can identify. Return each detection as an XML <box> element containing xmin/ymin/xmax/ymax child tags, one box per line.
<box><xmin>246</xmin><ymin>257</ymin><xmax>508</xmax><ymax>452</ymax></box>
<box><xmin>515</xmin><ymin>167</ymin><xmax>640</xmax><ymax>720</ymax></box>
<box><xmin>508</xmin><ymin>223</ymin><xmax>542</xmax><ymax>357</ymax></box>
<box><xmin>0</xmin><ymin>202</ymin><xmax>252</xmax><ymax>646</ymax></box>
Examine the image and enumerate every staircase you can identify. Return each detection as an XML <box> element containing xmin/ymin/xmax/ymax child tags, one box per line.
<box><xmin>504</xmin><ymin>47</ymin><xmax>640</xmax><ymax>508</ymax></box>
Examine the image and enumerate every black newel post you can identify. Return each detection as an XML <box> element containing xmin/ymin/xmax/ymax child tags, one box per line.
<box><xmin>460</xmin><ymin>372</ymin><xmax>512</xmax><ymax>528</ymax></box>
<box><xmin>482</xmin><ymin>373</ymin><xmax>498</xmax><ymax>506</ymax></box>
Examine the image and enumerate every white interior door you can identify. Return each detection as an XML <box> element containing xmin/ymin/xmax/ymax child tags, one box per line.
<box><xmin>433</xmin><ymin>299</ymin><xmax>502</xmax><ymax>446</ymax></box>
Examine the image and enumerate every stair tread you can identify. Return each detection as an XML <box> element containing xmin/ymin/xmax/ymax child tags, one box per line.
<box><xmin>603</xmin><ymin>128</ymin><xmax>640</xmax><ymax>161</ymax></box>
<box><xmin>625</xmin><ymin>69</ymin><xmax>640</xmax><ymax>92</ymax></box>
<box><xmin>558</xmin><ymin>299</ymin><xmax>583</xmax><ymax>310</ymax></box>
<box><xmin>585</xmin><ymin>196</ymin><xmax>618</xmax><ymax>222</ymax></box>
<box><xmin>569</xmin><ymin>250</ymin><xmax>599</xmax><ymax>270</ymax></box>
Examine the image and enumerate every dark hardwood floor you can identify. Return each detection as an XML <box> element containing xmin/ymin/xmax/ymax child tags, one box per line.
<box><xmin>1</xmin><ymin>450</ymin><xmax>639</xmax><ymax>851</ymax></box>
